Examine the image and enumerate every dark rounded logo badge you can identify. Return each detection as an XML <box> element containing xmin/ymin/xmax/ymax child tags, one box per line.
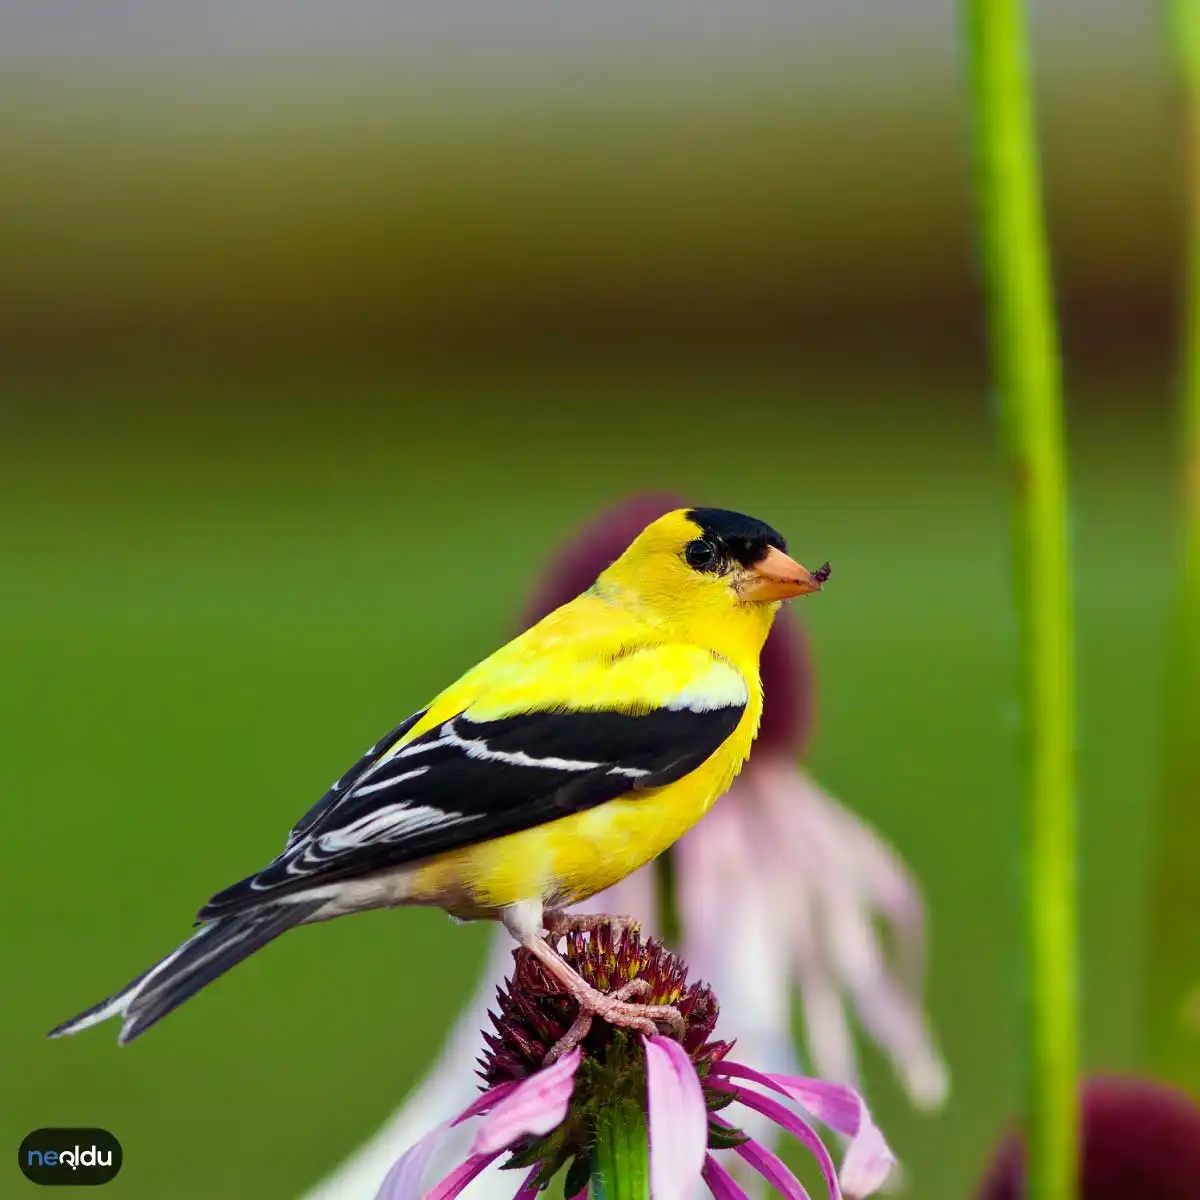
<box><xmin>18</xmin><ymin>1130</ymin><xmax>122</xmax><ymax>1187</ymax></box>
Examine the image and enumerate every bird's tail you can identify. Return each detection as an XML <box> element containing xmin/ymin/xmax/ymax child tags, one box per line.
<box><xmin>47</xmin><ymin>898</ymin><xmax>324</xmax><ymax>1045</ymax></box>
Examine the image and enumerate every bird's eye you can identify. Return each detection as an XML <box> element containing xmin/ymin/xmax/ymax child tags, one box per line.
<box><xmin>684</xmin><ymin>538</ymin><xmax>720</xmax><ymax>571</ymax></box>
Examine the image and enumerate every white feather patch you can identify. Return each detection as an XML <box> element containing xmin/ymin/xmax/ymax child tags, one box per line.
<box><xmin>660</xmin><ymin>661</ymin><xmax>749</xmax><ymax>712</ymax></box>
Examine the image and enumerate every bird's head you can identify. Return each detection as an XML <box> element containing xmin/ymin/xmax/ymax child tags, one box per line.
<box><xmin>523</xmin><ymin>494</ymin><xmax>818</xmax><ymax>752</ymax></box>
<box><xmin>595</xmin><ymin>506</ymin><xmax>828</xmax><ymax>654</ymax></box>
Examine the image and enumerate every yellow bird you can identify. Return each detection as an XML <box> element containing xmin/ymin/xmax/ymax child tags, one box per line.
<box><xmin>49</xmin><ymin>507</ymin><xmax>827</xmax><ymax>1055</ymax></box>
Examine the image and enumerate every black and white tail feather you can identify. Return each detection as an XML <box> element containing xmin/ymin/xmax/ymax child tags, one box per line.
<box><xmin>47</xmin><ymin>901</ymin><xmax>324</xmax><ymax>1045</ymax></box>
<box><xmin>46</xmin><ymin>711</ymin><xmax>427</xmax><ymax>1045</ymax></box>
<box><xmin>49</xmin><ymin>679</ymin><xmax>743</xmax><ymax>1044</ymax></box>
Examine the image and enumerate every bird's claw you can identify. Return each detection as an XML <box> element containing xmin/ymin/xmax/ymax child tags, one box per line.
<box><xmin>542</xmin><ymin>911</ymin><xmax>642</xmax><ymax>945</ymax></box>
<box><xmin>542</xmin><ymin>978</ymin><xmax>684</xmax><ymax>1064</ymax></box>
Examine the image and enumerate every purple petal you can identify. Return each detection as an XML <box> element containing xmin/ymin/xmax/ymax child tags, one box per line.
<box><xmin>429</xmin><ymin>1152</ymin><xmax>504</xmax><ymax>1200</ymax></box>
<box><xmin>374</xmin><ymin>1121</ymin><xmax>453</xmax><ymax>1200</ymax></box>
<box><xmin>793</xmin><ymin>945</ymin><xmax>861</xmax><ymax>1092</ymax></box>
<box><xmin>701</xmin><ymin>1153</ymin><xmax>750</xmax><ymax>1200</ymax></box>
<box><xmin>452</xmin><ymin>1081</ymin><xmax>520</xmax><ymax>1128</ymax></box>
<box><xmin>760</xmin><ymin>764</ymin><xmax>947</xmax><ymax>1109</ymax></box>
<box><xmin>566</xmin><ymin>1190</ymin><xmax>589</xmax><ymax>1200</ymax></box>
<box><xmin>823</xmin><ymin>783</ymin><xmax>927</xmax><ymax>972</ymax></box>
<box><xmin>764</xmin><ymin>1075</ymin><xmax>865</xmax><ymax>1136</ymax></box>
<box><xmin>833</xmin><ymin>1120</ymin><xmax>895</xmax><ymax>1200</ymax></box>
<box><xmin>713</xmin><ymin>1117</ymin><xmax>811</xmax><ymax>1200</ymax></box>
<box><xmin>511</xmin><ymin>1165</ymin><xmax>544</xmax><ymax>1200</ymax></box>
<box><xmin>750</xmin><ymin>763</ymin><xmax>865</xmax><ymax>1091</ymax></box>
<box><xmin>766</xmin><ymin>1075</ymin><xmax>895</xmax><ymax>1197</ymax></box>
<box><xmin>816</xmin><ymin>850</ymin><xmax>946</xmax><ymax>1108</ymax></box>
<box><xmin>677</xmin><ymin>790</ymin><xmax>791</xmax><ymax>1044</ymax></box>
<box><xmin>712</xmin><ymin>1081</ymin><xmax>841</xmax><ymax>1200</ymax></box>
<box><xmin>644</xmin><ymin>1035</ymin><xmax>708</xmax><ymax>1200</ymax></box>
<box><xmin>470</xmin><ymin>1047</ymin><xmax>582</xmax><ymax>1155</ymax></box>
<box><xmin>712</xmin><ymin>1063</ymin><xmax>858</xmax><ymax>1133</ymax></box>
<box><xmin>675</xmin><ymin>792</ymin><xmax>802</xmax><ymax>1162</ymax></box>
<box><xmin>710</xmin><ymin>1063</ymin><xmax>895</xmax><ymax>1197</ymax></box>
<box><xmin>373</xmin><ymin>1082</ymin><xmax>522</xmax><ymax>1200</ymax></box>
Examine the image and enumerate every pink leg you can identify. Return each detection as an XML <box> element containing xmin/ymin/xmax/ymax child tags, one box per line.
<box><xmin>523</xmin><ymin>936</ymin><xmax>685</xmax><ymax>1065</ymax></box>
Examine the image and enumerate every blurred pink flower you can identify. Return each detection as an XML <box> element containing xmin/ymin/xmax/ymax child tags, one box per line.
<box><xmin>304</xmin><ymin>494</ymin><xmax>943</xmax><ymax>1200</ymax></box>
<box><xmin>376</xmin><ymin>929</ymin><xmax>895</xmax><ymax>1200</ymax></box>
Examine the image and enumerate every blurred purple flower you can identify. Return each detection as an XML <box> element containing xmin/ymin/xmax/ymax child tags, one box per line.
<box><xmin>304</xmin><ymin>493</ymin><xmax>943</xmax><ymax>1200</ymax></box>
<box><xmin>976</xmin><ymin>1074</ymin><xmax>1200</xmax><ymax>1199</ymax></box>
<box><xmin>376</xmin><ymin>928</ymin><xmax>895</xmax><ymax>1200</ymax></box>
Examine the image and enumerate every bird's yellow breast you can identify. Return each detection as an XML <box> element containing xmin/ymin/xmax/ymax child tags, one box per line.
<box><xmin>404</xmin><ymin>700</ymin><xmax>759</xmax><ymax>917</ymax></box>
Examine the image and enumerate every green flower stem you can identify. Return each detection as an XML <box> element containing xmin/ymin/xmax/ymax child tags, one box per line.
<box><xmin>590</xmin><ymin>1097</ymin><xmax>650</xmax><ymax>1200</ymax></box>
<box><xmin>961</xmin><ymin>1</ymin><xmax>1078</xmax><ymax>1198</ymax></box>
<box><xmin>1147</xmin><ymin>0</ymin><xmax>1200</xmax><ymax>1091</ymax></box>
<box><xmin>654</xmin><ymin>851</ymin><xmax>682</xmax><ymax>948</ymax></box>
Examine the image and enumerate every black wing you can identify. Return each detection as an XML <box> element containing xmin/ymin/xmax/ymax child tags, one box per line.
<box><xmin>280</xmin><ymin>708</ymin><xmax>429</xmax><ymax>854</ymax></box>
<box><xmin>198</xmin><ymin>701</ymin><xmax>744</xmax><ymax>919</ymax></box>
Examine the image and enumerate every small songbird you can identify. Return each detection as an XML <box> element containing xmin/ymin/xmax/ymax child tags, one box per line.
<box><xmin>49</xmin><ymin>507</ymin><xmax>827</xmax><ymax>1055</ymax></box>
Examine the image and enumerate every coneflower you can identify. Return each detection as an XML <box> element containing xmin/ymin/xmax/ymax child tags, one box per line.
<box><xmin>377</xmin><ymin>925</ymin><xmax>894</xmax><ymax>1200</ymax></box>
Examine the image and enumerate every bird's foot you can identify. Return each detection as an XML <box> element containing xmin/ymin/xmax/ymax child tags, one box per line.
<box><xmin>532</xmin><ymin>956</ymin><xmax>686</xmax><ymax>1064</ymax></box>
<box><xmin>511</xmin><ymin>917</ymin><xmax>684</xmax><ymax>1065</ymax></box>
<box><xmin>543</xmin><ymin>978</ymin><xmax>653</xmax><ymax>1064</ymax></box>
<box><xmin>543</xmin><ymin>910</ymin><xmax>642</xmax><ymax>945</ymax></box>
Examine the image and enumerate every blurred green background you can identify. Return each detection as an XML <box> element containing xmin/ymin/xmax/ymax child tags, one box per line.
<box><xmin>0</xmin><ymin>5</ymin><xmax>1184</xmax><ymax>1197</ymax></box>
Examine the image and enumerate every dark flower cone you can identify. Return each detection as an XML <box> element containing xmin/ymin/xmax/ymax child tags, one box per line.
<box><xmin>479</xmin><ymin>925</ymin><xmax>726</xmax><ymax>1090</ymax></box>
<box><xmin>477</xmin><ymin>924</ymin><xmax>744</xmax><ymax>1190</ymax></box>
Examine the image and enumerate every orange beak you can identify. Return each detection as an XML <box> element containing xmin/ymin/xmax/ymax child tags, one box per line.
<box><xmin>738</xmin><ymin>547</ymin><xmax>829</xmax><ymax>602</ymax></box>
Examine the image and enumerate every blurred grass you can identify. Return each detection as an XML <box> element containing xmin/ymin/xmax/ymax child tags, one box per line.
<box><xmin>0</xmin><ymin>357</ymin><xmax>1171</xmax><ymax>1197</ymax></box>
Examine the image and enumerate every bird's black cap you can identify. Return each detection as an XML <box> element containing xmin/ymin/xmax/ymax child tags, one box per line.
<box><xmin>685</xmin><ymin>507</ymin><xmax>787</xmax><ymax>567</ymax></box>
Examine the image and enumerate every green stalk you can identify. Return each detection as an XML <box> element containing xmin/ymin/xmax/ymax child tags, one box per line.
<box><xmin>960</xmin><ymin>1</ymin><xmax>1078</xmax><ymax>1197</ymax></box>
<box><xmin>590</xmin><ymin>1097</ymin><xmax>650</xmax><ymax>1200</ymax></box>
<box><xmin>654</xmin><ymin>851</ymin><xmax>682</xmax><ymax>948</ymax></box>
<box><xmin>1147</xmin><ymin>0</ymin><xmax>1200</xmax><ymax>1090</ymax></box>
